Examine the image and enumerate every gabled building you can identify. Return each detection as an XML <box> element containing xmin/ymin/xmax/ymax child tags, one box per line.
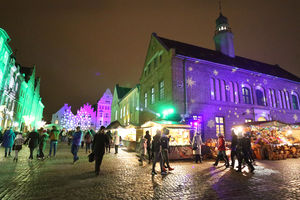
<box><xmin>139</xmin><ymin>13</ymin><xmax>300</xmax><ymax>140</ymax></box>
<box><xmin>111</xmin><ymin>84</ymin><xmax>140</xmax><ymax>126</ymax></box>
<box><xmin>96</xmin><ymin>89</ymin><xmax>113</xmax><ymax>129</ymax></box>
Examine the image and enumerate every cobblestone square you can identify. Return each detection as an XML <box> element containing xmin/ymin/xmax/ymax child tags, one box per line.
<box><xmin>0</xmin><ymin>143</ymin><xmax>299</xmax><ymax>200</ymax></box>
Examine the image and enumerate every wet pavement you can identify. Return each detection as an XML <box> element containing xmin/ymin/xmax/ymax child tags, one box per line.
<box><xmin>0</xmin><ymin>143</ymin><xmax>299</xmax><ymax>200</ymax></box>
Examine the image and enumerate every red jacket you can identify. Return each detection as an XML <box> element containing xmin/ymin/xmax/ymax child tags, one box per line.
<box><xmin>217</xmin><ymin>136</ymin><xmax>226</xmax><ymax>151</ymax></box>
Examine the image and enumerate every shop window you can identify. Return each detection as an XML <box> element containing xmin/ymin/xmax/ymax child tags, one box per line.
<box><xmin>210</xmin><ymin>78</ymin><xmax>215</xmax><ymax>100</ymax></box>
<box><xmin>215</xmin><ymin>117</ymin><xmax>225</xmax><ymax>135</ymax></box>
<box><xmin>159</xmin><ymin>80</ymin><xmax>164</xmax><ymax>100</ymax></box>
<box><xmin>292</xmin><ymin>92</ymin><xmax>299</xmax><ymax>110</ymax></box>
<box><xmin>144</xmin><ymin>92</ymin><xmax>148</xmax><ymax>108</ymax></box>
<box><xmin>242</xmin><ymin>87</ymin><xmax>251</xmax><ymax>104</ymax></box>
<box><xmin>256</xmin><ymin>88</ymin><xmax>265</xmax><ymax>106</ymax></box>
<box><xmin>151</xmin><ymin>87</ymin><xmax>155</xmax><ymax>104</ymax></box>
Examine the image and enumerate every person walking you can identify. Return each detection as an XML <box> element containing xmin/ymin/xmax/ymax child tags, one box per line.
<box><xmin>38</xmin><ymin>129</ymin><xmax>49</xmax><ymax>159</ymax></box>
<box><xmin>236</xmin><ymin>133</ymin><xmax>255</xmax><ymax>173</ymax></box>
<box><xmin>60</xmin><ymin>128</ymin><xmax>67</xmax><ymax>142</ymax></box>
<box><xmin>92</xmin><ymin>126</ymin><xmax>109</xmax><ymax>175</ymax></box>
<box><xmin>85</xmin><ymin>130</ymin><xmax>92</xmax><ymax>154</ymax></box>
<box><xmin>152</xmin><ymin>130</ymin><xmax>166</xmax><ymax>175</ymax></box>
<box><xmin>230</xmin><ymin>129</ymin><xmax>238</xmax><ymax>168</ymax></box>
<box><xmin>13</xmin><ymin>132</ymin><xmax>24</xmax><ymax>162</ymax></box>
<box><xmin>144</xmin><ymin>131</ymin><xmax>152</xmax><ymax>163</ymax></box>
<box><xmin>192</xmin><ymin>132</ymin><xmax>203</xmax><ymax>163</ymax></box>
<box><xmin>105</xmin><ymin>130</ymin><xmax>112</xmax><ymax>153</ymax></box>
<box><xmin>213</xmin><ymin>133</ymin><xmax>229</xmax><ymax>168</ymax></box>
<box><xmin>114</xmin><ymin>131</ymin><xmax>120</xmax><ymax>154</ymax></box>
<box><xmin>161</xmin><ymin>128</ymin><xmax>174</xmax><ymax>171</ymax></box>
<box><xmin>71</xmin><ymin>126</ymin><xmax>82</xmax><ymax>163</ymax></box>
<box><xmin>24</xmin><ymin>129</ymin><xmax>40</xmax><ymax>160</ymax></box>
<box><xmin>2</xmin><ymin>128</ymin><xmax>15</xmax><ymax>157</ymax></box>
<box><xmin>48</xmin><ymin>126</ymin><xmax>60</xmax><ymax>157</ymax></box>
<box><xmin>138</xmin><ymin>135</ymin><xmax>147</xmax><ymax>165</ymax></box>
<box><xmin>81</xmin><ymin>131</ymin><xmax>85</xmax><ymax>149</ymax></box>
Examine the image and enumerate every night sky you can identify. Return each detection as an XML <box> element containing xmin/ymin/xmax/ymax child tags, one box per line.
<box><xmin>0</xmin><ymin>0</ymin><xmax>299</xmax><ymax>122</ymax></box>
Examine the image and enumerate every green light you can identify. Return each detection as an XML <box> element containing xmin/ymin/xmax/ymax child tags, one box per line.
<box><xmin>162</xmin><ymin>108</ymin><xmax>174</xmax><ymax>118</ymax></box>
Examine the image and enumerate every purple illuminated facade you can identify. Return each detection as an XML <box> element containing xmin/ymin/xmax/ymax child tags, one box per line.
<box><xmin>140</xmin><ymin>13</ymin><xmax>300</xmax><ymax>140</ymax></box>
<box><xmin>96</xmin><ymin>89</ymin><xmax>113</xmax><ymax>129</ymax></box>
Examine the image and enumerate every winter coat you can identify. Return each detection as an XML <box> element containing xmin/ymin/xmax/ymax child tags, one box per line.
<box><xmin>231</xmin><ymin>134</ymin><xmax>238</xmax><ymax>151</ymax></box>
<box><xmin>151</xmin><ymin>134</ymin><xmax>161</xmax><ymax>153</ymax></box>
<box><xmin>2</xmin><ymin>129</ymin><xmax>15</xmax><ymax>148</ymax></box>
<box><xmin>25</xmin><ymin>131</ymin><xmax>40</xmax><ymax>149</ymax></box>
<box><xmin>161</xmin><ymin>134</ymin><xmax>170</xmax><ymax>150</ymax></box>
<box><xmin>13</xmin><ymin>134</ymin><xmax>24</xmax><ymax>151</ymax></box>
<box><xmin>192</xmin><ymin>135</ymin><xmax>203</xmax><ymax>155</ymax></box>
<box><xmin>140</xmin><ymin>138</ymin><xmax>147</xmax><ymax>155</ymax></box>
<box><xmin>144</xmin><ymin>133</ymin><xmax>151</xmax><ymax>149</ymax></box>
<box><xmin>72</xmin><ymin>131</ymin><xmax>82</xmax><ymax>146</ymax></box>
<box><xmin>92</xmin><ymin>133</ymin><xmax>109</xmax><ymax>155</ymax></box>
<box><xmin>84</xmin><ymin>132</ymin><xmax>92</xmax><ymax>144</ymax></box>
<box><xmin>49</xmin><ymin>129</ymin><xmax>60</xmax><ymax>141</ymax></box>
<box><xmin>217</xmin><ymin>135</ymin><xmax>226</xmax><ymax>151</ymax></box>
<box><xmin>114</xmin><ymin>134</ymin><xmax>120</xmax><ymax>146</ymax></box>
<box><xmin>39</xmin><ymin>133</ymin><xmax>49</xmax><ymax>150</ymax></box>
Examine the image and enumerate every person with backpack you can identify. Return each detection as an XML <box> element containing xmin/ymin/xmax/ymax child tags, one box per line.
<box><xmin>13</xmin><ymin>132</ymin><xmax>24</xmax><ymax>162</ymax></box>
<box><xmin>85</xmin><ymin>130</ymin><xmax>92</xmax><ymax>154</ymax></box>
<box><xmin>38</xmin><ymin>128</ymin><xmax>49</xmax><ymax>159</ymax></box>
<box><xmin>192</xmin><ymin>131</ymin><xmax>203</xmax><ymax>163</ymax></box>
<box><xmin>105</xmin><ymin>130</ymin><xmax>112</xmax><ymax>153</ymax></box>
<box><xmin>161</xmin><ymin>128</ymin><xmax>174</xmax><ymax>171</ymax></box>
<box><xmin>152</xmin><ymin>130</ymin><xmax>166</xmax><ymax>175</ymax></box>
<box><xmin>48</xmin><ymin>126</ymin><xmax>60</xmax><ymax>157</ymax></box>
<box><xmin>2</xmin><ymin>127</ymin><xmax>15</xmax><ymax>157</ymax></box>
<box><xmin>71</xmin><ymin>126</ymin><xmax>82</xmax><ymax>163</ymax></box>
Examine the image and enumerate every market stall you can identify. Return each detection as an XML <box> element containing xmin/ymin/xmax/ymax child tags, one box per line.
<box><xmin>233</xmin><ymin>121</ymin><xmax>300</xmax><ymax>160</ymax></box>
<box><xmin>141</xmin><ymin>121</ymin><xmax>192</xmax><ymax>160</ymax></box>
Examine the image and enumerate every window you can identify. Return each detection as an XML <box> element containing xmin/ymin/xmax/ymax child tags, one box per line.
<box><xmin>215</xmin><ymin>117</ymin><xmax>225</xmax><ymax>135</ymax></box>
<box><xmin>99</xmin><ymin>113</ymin><xmax>103</xmax><ymax>117</ymax></box>
<box><xmin>123</xmin><ymin>106</ymin><xmax>125</xmax><ymax>117</ymax></box>
<box><xmin>115</xmin><ymin>110</ymin><xmax>118</xmax><ymax>120</ymax></box>
<box><xmin>154</xmin><ymin>58</ymin><xmax>157</xmax><ymax>68</ymax></box>
<box><xmin>234</xmin><ymin>82</ymin><xmax>239</xmax><ymax>103</ymax></box>
<box><xmin>220</xmin><ymin>80</ymin><xmax>226</xmax><ymax>101</ymax></box>
<box><xmin>210</xmin><ymin>78</ymin><xmax>215</xmax><ymax>100</ymax></box>
<box><xmin>99</xmin><ymin>121</ymin><xmax>102</xmax><ymax>125</ymax></box>
<box><xmin>285</xmin><ymin>91</ymin><xmax>291</xmax><ymax>109</ymax></box>
<box><xmin>292</xmin><ymin>92</ymin><xmax>299</xmax><ymax>110</ymax></box>
<box><xmin>280</xmin><ymin>90</ymin><xmax>286</xmax><ymax>109</ymax></box>
<box><xmin>120</xmin><ymin>109</ymin><xmax>122</xmax><ymax>119</ymax></box>
<box><xmin>256</xmin><ymin>89</ymin><xmax>265</xmax><ymax>106</ymax></box>
<box><xmin>245</xmin><ymin>119</ymin><xmax>252</xmax><ymax>123</ymax></box>
<box><xmin>277</xmin><ymin>90</ymin><xmax>283</xmax><ymax>108</ymax></box>
<box><xmin>151</xmin><ymin>87</ymin><xmax>155</xmax><ymax>104</ymax></box>
<box><xmin>159</xmin><ymin>55</ymin><xmax>162</xmax><ymax>63</ymax></box>
<box><xmin>105</xmin><ymin>113</ymin><xmax>109</xmax><ymax>118</ymax></box>
<box><xmin>229</xmin><ymin>82</ymin><xmax>234</xmax><ymax>102</ymax></box>
<box><xmin>215</xmin><ymin>79</ymin><xmax>221</xmax><ymax>101</ymax></box>
<box><xmin>144</xmin><ymin>92</ymin><xmax>148</xmax><ymax>108</ymax></box>
<box><xmin>242</xmin><ymin>87</ymin><xmax>251</xmax><ymax>104</ymax></box>
<box><xmin>159</xmin><ymin>81</ymin><xmax>164</xmax><ymax>100</ymax></box>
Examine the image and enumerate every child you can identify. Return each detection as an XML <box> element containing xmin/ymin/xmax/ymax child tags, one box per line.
<box><xmin>13</xmin><ymin>133</ymin><xmax>24</xmax><ymax>162</ymax></box>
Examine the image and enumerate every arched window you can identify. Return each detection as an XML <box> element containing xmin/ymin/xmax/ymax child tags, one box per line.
<box><xmin>229</xmin><ymin>81</ymin><xmax>234</xmax><ymax>102</ymax></box>
<box><xmin>256</xmin><ymin>87</ymin><xmax>266</xmax><ymax>106</ymax></box>
<box><xmin>242</xmin><ymin>87</ymin><xmax>251</xmax><ymax>104</ymax></box>
<box><xmin>210</xmin><ymin>78</ymin><xmax>215</xmax><ymax>100</ymax></box>
<box><xmin>291</xmin><ymin>92</ymin><xmax>299</xmax><ymax>110</ymax></box>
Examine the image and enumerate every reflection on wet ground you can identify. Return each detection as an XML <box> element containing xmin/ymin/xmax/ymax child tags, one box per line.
<box><xmin>0</xmin><ymin>143</ymin><xmax>299</xmax><ymax>200</ymax></box>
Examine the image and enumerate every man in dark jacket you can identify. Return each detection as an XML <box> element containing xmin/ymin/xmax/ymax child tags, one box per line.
<box><xmin>144</xmin><ymin>131</ymin><xmax>152</xmax><ymax>163</ymax></box>
<box><xmin>151</xmin><ymin>130</ymin><xmax>166</xmax><ymax>175</ymax></box>
<box><xmin>71</xmin><ymin>126</ymin><xmax>82</xmax><ymax>163</ymax></box>
<box><xmin>24</xmin><ymin>129</ymin><xmax>40</xmax><ymax>160</ymax></box>
<box><xmin>230</xmin><ymin>130</ymin><xmax>238</xmax><ymax>168</ymax></box>
<box><xmin>92</xmin><ymin>126</ymin><xmax>109</xmax><ymax>175</ymax></box>
<box><xmin>161</xmin><ymin>128</ymin><xmax>174</xmax><ymax>171</ymax></box>
<box><xmin>236</xmin><ymin>134</ymin><xmax>255</xmax><ymax>173</ymax></box>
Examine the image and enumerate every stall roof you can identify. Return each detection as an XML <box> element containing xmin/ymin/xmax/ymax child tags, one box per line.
<box><xmin>141</xmin><ymin>121</ymin><xmax>191</xmax><ymax>128</ymax></box>
<box><xmin>106</xmin><ymin>120</ymin><xmax>125</xmax><ymax>129</ymax></box>
<box><xmin>233</xmin><ymin>120</ymin><xmax>290</xmax><ymax>127</ymax></box>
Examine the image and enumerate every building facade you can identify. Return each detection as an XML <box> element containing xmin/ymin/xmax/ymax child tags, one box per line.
<box><xmin>0</xmin><ymin>28</ymin><xmax>44</xmax><ymax>131</ymax></box>
<box><xmin>139</xmin><ymin>13</ymin><xmax>300</xmax><ymax>140</ymax></box>
<box><xmin>97</xmin><ymin>89</ymin><xmax>113</xmax><ymax>129</ymax></box>
<box><xmin>111</xmin><ymin>84</ymin><xmax>140</xmax><ymax>126</ymax></box>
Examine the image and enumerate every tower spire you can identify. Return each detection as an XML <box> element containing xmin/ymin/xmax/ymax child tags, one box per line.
<box><xmin>219</xmin><ymin>0</ymin><xmax>222</xmax><ymax>14</ymax></box>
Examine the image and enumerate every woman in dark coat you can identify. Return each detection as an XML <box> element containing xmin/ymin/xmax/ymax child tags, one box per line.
<box><xmin>2</xmin><ymin>128</ymin><xmax>15</xmax><ymax>157</ymax></box>
<box><xmin>24</xmin><ymin>129</ymin><xmax>40</xmax><ymax>160</ymax></box>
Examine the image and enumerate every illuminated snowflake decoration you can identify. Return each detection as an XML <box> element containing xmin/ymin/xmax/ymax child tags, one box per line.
<box><xmin>229</xmin><ymin>110</ymin><xmax>232</xmax><ymax>113</ymax></box>
<box><xmin>219</xmin><ymin>107</ymin><xmax>222</xmax><ymax>111</ymax></box>
<box><xmin>228</xmin><ymin>115</ymin><xmax>230</xmax><ymax>118</ymax></box>
<box><xmin>263</xmin><ymin>79</ymin><xmax>268</xmax><ymax>85</ymax></box>
<box><xmin>237</xmin><ymin>115</ymin><xmax>239</xmax><ymax>118</ymax></box>
<box><xmin>232</xmin><ymin>67</ymin><xmax>238</xmax><ymax>73</ymax></box>
<box><xmin>213</xmin><ymin>70</ymin><xmax>219</xmax><ymax>76</ymax></box>
<box><xmin>188</xmin><ymin>67</ymin><xmax>193</xmax><ymax>71</ymax></box>
<box><xmin>293</xmin><ymin>114</ymin><xmax>298</xmax><ymax>121</ymax></box>
<box><xmin>186</xmin><ymin>77</ymin><xmax>196</xmax><ymax>88</ymax></box>
<box><xmin>246</xmin><ymin>79</ymin><xmax>250</xmax><ymax>82</ymax></box>
<box><xmin>226</xmin><ymin>85</ymin><xmax>230</xmax><ymax>91</ymax></box>
<box><xmin>246</xmin><ymin>109</ymin><xmax>251</xmax><ymax>114</ymax></box>
<box><xmin>283</xmin><ymin>110</ymin><xmax>286</xmax><ymax>114</ymax></box>
<box><xmin>191</xmin><ymin>99</ymin><xmax>195</xmax><ymax>103</ymax></box>
<box><xmin>235</xmin><ymin>108</ymin><xmax>237</xmax><ymax>110</ymax></box>
<box><xmin>207</xmin><ymin>120</ymin><xmax>215</xmax><ymax>129</ymax></box>
<box><xmin>283</xmin><ymin>88</ymin><xmax>287</xmax><ymax>92</ymax></box>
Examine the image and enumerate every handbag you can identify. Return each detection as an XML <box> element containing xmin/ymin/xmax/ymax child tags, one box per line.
<box><xmin>88</xmin><ymin>152</ymin><xmax>95</xmax><ymax>162</ymax></box>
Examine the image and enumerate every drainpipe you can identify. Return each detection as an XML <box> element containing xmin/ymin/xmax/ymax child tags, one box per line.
<box><xmin>183</xmin><ymin>59</ymin><xmax>187</xmax><ymax>116</ymax></box>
